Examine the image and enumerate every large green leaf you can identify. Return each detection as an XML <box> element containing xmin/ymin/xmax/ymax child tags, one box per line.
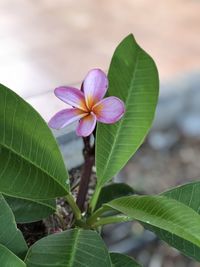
<box><xmin>5</xmin><ymin>195</ymin><xmax>56</xmax><ymax>223</ymax></box>
<box><xmin>110</xmin><ymin>253</ymin><xmax>141</xmax><ymax>267</ymax></box>
<box><xmin>0</xmin><ymin>244</ymin><xmax>26</xmax><ymax>267</ymax></box>
<box><xmin>0</xmin><ymin>84</ymin><xmax>68</xmax><ymax>200</ymax></box>
<box><xmin>144</xmin><ymin>181</ymin><xmax>200</xmax><ymax>261</ymax></box>
<box><xmin>95</xmin><ymin>183</ymin><xmax>134</xmax><ymax>210</ymax></box>
<box><xmin>0</xmin><ymin>194</ymin><xmax>27</xmax><ymax>258</ymax></box>
<box><xmin>96</xmin><ymin>34</ymin><xmax>159</xmax><ymax>188</ymax></box>
<box><xmin>25</xmin><ymin>229</ymin><xmax>112</xmax><ymax>267</ymax></box>
<box><xmin>105</xmin><ymin>195</ymin><xmax>200</xmax><ymax>251</ymax></box>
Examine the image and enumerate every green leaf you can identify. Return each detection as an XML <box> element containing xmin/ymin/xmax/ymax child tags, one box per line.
<box><xmin>96</xmin><ymin>183</ymin><xmax>134</xmax><ymax>210</ymax></box>
<box><xmin>25</xmin><ymin>229</ymin><xmax>112</xmax><ymax>267</ymax></box>
<box><xmin>0</xmin><ymin>244</ymin><xmax>26</xmax><ymax>267</ymax></box>
<box><xmin>110</xmin><ymin>253</ymin><xmax>141</xmax><ymax>267</ymax></box>
<box><xmin>105</xmin><ymin>195</ymin><xmax>200</xmax><ymax>251</ymax></box>
<box><xmin>0</xmin><ymin>84</ymin><xmax>68</xmax><ymax>200</ymax></box>
<box><xmin>5</xmin><ymin>195</ymin><xmax>56</xmax><ymax>223</ymax></box>
<box><xmin>0</xmin><ymin>194</ymin><xmax>28</xmax><ymax>258</ymax></box>
<box><xmin>96</xmin><ymin>34</ymin><xmax>159</xmax><ymax>188</ymax></box>
<box><xmin>162</xmin><ymin>181</ymin><xmax>200</xmax><ymax>211</ymax></box>
<box><xmin>144</xmin><ymin>181</ymin><xmax>200</xmax><ymax>262</ymax></box>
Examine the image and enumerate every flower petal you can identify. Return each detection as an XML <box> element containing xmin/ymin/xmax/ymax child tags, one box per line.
<box><xmin>93</xmin><ymin>96</ymin><xmax>125</xmax><ymax>124</ymax></box>
<box><xmin>76</xmin><ymin>113</ymin><xmax>97</xmax><ymax>137</ymax></box>
<box><xmin>83</xmin><ymin>69</ymin><xmax>108</xmax><ymax>109</ymax></box>
<box><xmin>55</xmin><ymin>87</ymin><xmax>88</xmax><ymax>111</ymax></box>
<box><xmin>48</xmin><ymin>108</ymin><xmax>87</xmax><ymax>129</ymax></box>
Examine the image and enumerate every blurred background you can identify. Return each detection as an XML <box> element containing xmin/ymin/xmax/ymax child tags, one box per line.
<box><xmin>0</xmin><ymin>0</ymin><xmax>200</xmax><ymax>266</ymax></box>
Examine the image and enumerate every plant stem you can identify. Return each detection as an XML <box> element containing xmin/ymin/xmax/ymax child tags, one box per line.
<box><xmin>66</xmin><ymin>194</ymin><xmax>82</xmax><ymax>220</ymax></box>
<box><xmin>86</xmin><ymin>206</ymin><xmax>109</xmax><ymax>226</ymax></box>
<box><xmin>74</xmin><ymin>219</ymin><xmax>91</xmax><ymax>229</ymax></box>
<box><xmin>76</xmin><ymin>136</ymin><xmax>95</xmax><ymax>212</ymax></box>
<box><xmin>89</xmin><ymin>185</ymin><xmax>101</xmax><ymax>212</ymax></box>
<box><xmin>92</xmin><ymin>215</ymin><xmax>131</xmax><ymax>227</ymax></box>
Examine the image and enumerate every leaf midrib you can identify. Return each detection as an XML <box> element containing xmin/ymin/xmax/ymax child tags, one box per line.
<box><xmin>68</xmin><ymin>229</ymin><xmax>80</xmax><ymax>267</ymax></box>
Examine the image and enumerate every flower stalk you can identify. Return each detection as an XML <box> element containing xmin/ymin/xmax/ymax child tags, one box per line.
<box><xmin>76</xmin><ymin>136</ymin><xmax>95</xmax><ymax>212</ymax></box>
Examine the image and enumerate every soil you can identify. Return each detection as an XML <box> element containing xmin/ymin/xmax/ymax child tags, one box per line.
<box><xmin>18</xmin><ymin>221</ymin><xmax>47</xmax><ymax>247</ymax></box>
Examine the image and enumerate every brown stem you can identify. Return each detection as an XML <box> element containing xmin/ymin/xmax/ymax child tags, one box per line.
<box><xmin>76</xmin><ymin>136</ymin><xmax>95</xmax><ymax>212</ymax></box>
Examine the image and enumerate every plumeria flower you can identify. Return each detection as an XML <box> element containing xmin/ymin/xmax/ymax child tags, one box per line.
<box><xmin>48</xmin><ymin>69</ymin><xmax>125</xmax><ymax>137</ymax></box>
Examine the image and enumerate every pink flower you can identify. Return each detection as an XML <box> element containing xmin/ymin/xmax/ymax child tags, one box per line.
<box><xmin>48</xmin><ymin>69</ymin><xmax>125</xmax><ymax>137</ymax></box>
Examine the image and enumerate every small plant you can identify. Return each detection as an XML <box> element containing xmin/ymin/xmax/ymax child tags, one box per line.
<box><xmin>0</xmin><ymin>34</ymin><xmax>200</xmax><ymax>266</ymax></box>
